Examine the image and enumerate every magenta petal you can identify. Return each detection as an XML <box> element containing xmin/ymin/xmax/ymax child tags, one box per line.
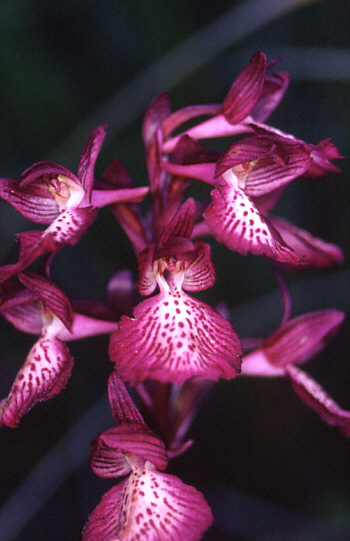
<box><xmin>264</xmin><ymin>310</ymin><xmax>345</xmax><ymax>367</ymax></box>
<box><xmin>142</xmin><ymin>92</ymin><xmax>172</xmax><ymax>148</ymax></box>
<box><xmin>0</xmin><ymin>178</ymin><xmax>59</xmax><ymax>224</ymax></box>
<box><xmin>251</xmin><ymin>72</ymin><xmax>290</xmax><ymax>122</ymax></box>
<box><xmin>223</xmin><ymin>51</ymin><xmax>267</xmax><ymax>124</ymax></box>
<box><xmin>58</xmin><ymin>314</ymin><xmax>118</xmax><ymax>341</ymax></box>
<box><xmin>83</xmin><ymin>463</ymin><xmax>213</xmax><ymax>541</ymax></box>
<box><xmin>109</xmin><ymin>291</ymin><xmax>242</xmax><ymax>385</ymax></box>
<box><xmin>90</xmin><ymin>186</ymin><xmax>149</xmax><ymax>208</ymax></box>
<box><xmin>182</xmin><ymin>240</ymin><xmax>215</xmax><ymax>292</ymax></box>
<box><xmin>286</xmin><ymin>365</ymin><xmax>350</xmax><ymax>437</ymax></box>
<box><xmin>19</xmin><ymin>161</ymin><xmax>77</xmax><ymax>187</ymax></box>
<box><xmin>240</xmin><ymin>349</ymin><xmax>286</xmax><ymax>377</ymax></box>
<box><xmin>0</xmin><ymin>297</ymin><xmax>43</xmax><ymax>335</ymax></box>
<box><xmin>269</xmin><ymin>215</ymin><xmax>345</xmax><ymax>268</ymax></box>
<box><xmin>158</xmin><ymin>198</ymin><xmax>196</xmax><ymax>247</ymax></box>
<box><xmin>77</xmin><ymin>125</ymin><xmax>107</xmax><ymax>200</ymax></box>
<box><xmin>204</xmin><ymin>185</ymin><xmax>301</xmax><ymax>264</ymax></box>
<box><xmin>92</xmin><ymin>425</ymin><xmax>168</xmax><ymax>477</ymax></box>
<box><xmin>91</xmin><ymin>443</ymin><xmax>132</xmax><ymax>478</ymax></box>
<box><xmin>215</xmin><ymin>135</ymin><xmax>311</xmax><ymax>196</ymax></box>
<box><xmin>18</xmin><ymin>272</ymin><xmax>74</xmax><ymax>330</ymax></box>
<box><xmin>138</xmin><ymin>245</ymin><xmax>158</xmax><ymax>296</ymax></box>
<box><xmin>0</xmin><ymin>336</ymin><xmax>74</xmax><ymax>428</ymax></box>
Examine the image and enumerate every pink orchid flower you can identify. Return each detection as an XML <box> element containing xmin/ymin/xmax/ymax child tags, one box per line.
<box><xmin>0</xmin><ymin>271</ymin><xmax>118</xmax><ymax>427</ymax></box>
<box><xmin>83</xmin><ymin>372</ymin><xmax>213</xmax><ymax>541</ymax></box>
<box><xmin>109</xmin><ymin>199</ymin><xmax>242</xmax><ymax>384</ymax></box>
<box><xmin>241</xmin><ymin>309</ymin><xmax>350</xmax><ymax>436</ymax></box>
<box><xmin>0</xmin><ymin>125</ymin><xmax>148</xmax><ymax>282</ymax></box>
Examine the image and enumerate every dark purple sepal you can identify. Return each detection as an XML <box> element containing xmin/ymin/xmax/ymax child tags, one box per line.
<box><xmin>223</xmin><ymin>51</ymin><xmax>267</xmax><ymax>124</ymax></box>
<box><xmin>0</xmin><ymin>285</ymin><xmax>42</xmax><ymax>335</ymax></box>
<box><xmin>142</xmin><ymin>92</ymin><xmax>171</xmax><ymax>149</ymax></box>
<box><xmin>0</xmin><ymin>177</ymin><xmax>59</xmax><ymax>224</ymax></box>
<box><xmin>108</xmin><ymin>372</ymin><xmax>146</xmax><ymax>427</ymax></box>
<box><xmin>18</xmin><ymin>271</ymin><xmax>74</xmax><ymax>330</ymax></box>
<box><xmin>92</xmin><ymin>424</ymin><xmax>168</xmax><ymax>477</ymax></box>
<box><xmin>158</xmin><ymin>198</ymin><xmax>195</xmax><ymax>246</ymax></box>
<box><xmin>305</xmin><ymin>138</ymin><xmax>343</xmax><ymax>178</ymax></box>
<box><xmin>19</xmin><ymin>161</ymin><xmax>77</xmax><ymax>187</ymax></box>
<box><xmin>77</xmin><ymin>125</ymin><xmax>107</xmax><ymax>201</ymax></box>
<box><xmin>215</xmin><ymin>135</ymin><xmax>311</xmax><ymax>197</ymax></box>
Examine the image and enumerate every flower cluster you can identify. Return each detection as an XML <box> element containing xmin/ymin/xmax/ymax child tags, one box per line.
<box><xmin>0</xmin><ymin>51</ymin><xmax>348</xmax><ymax>539</ymax></box>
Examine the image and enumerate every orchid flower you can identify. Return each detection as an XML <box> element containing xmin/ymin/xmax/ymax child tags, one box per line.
<box><xmin>241</xmin><ymin>309</ymin><xmax>350</xmax><ymax>436</ymax></box>
<box><xmin>162</xmin><ymin>133</ymin><xmax>343</xmax><ymax>266</ymax></box>
<box><xmin>82</xmin><ymin>372</ymin><xmax>213</xmax><ymax>541</ymax></box>
<box><xmin>0</xmin><ymin>271</ymin><xmax>118</xmax><ymax>427</ymax></box>
<box><xmin>0</xmin><ymin>125</ymin><xmax>149</xmax><ymax>282</ymax></box>
<box><xmin>109</xmin><ymin>199</ymin><xmax>242</xmax><ymax>384</ymax></box>
<box><xmin>160</xmin><ymin>50</ymin><xmax>343</xmax><ymax>182</ymax></box>
<box><xmin>161</xmin><ymin>51</ymin><xmax>288</xmax><ymax>153</ymax></box>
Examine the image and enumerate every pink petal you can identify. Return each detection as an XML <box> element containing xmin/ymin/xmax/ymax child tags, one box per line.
<box><xmin>158</xmin><ymin>199</ymin><xmax>195</xmax><ymax>247</ymax></box>
<box><xmin>240</xmin><ymin>348</ymin><xmax>286</xmax><ymax>377</ymax></box>
<box><xmin>0</xmin><ymin>297</ymin><xmax>43</xmax><ymax>335</ymax></box>
<box><xmin>0</xmin><ymin>177</ymin><xmax>59</xmax><ymax>224</ymax></box>
<box><xmin>203</xmin><ymin>185</ymin><xmax>301</xmax><ymax>264</ymax></box>
<box><xmin>0</xmin><ymin>336</ymin><xmax>74</xmax><ymax>428</ymax></box>
<box><xmin>83</xmin><ymin>463</ymin><xmax>213</xmax><ymax>541</ymax></box>
<box><xmin>58</xmin><ymin>313</ymin><xmax>119</xmax><ymax>341</ymax></box>
<box><xmin>109</xmin><ymin>290</ymin><xmax>241</xmax><ymax>385</ymax></box>
<box><xmin>161</xmin><ymin>104</ymin><xmax>221</xmax><ymax>139</ymax></box>
<box><xmin>251</xmin><ymin>72</ymin><xmax>290</xmax><ymax>122</ymax></box>
<box><xmin>215</xmin><ymin>135</ymin><xmax>311</xmax><ymax>196</ymax></box>
<box><xmin>18</xmin><ymin>272</ymin><xmax>74</xmax><ymax>330</ymax></box>
<box><xmin>78</xmin><ymin>125</ymin><xmax>107</xmax><ymax>200</ymax></box>
<box><xmin>223</xmin><ymin>51</ymin><xmax>267</xmax><ymax>124</ymax></box>
<box><xmin>182</xmin><ymin>240</ymin><xmax>215</xmax><ymax>292</ymax></box>
<box><xmin>19</xmin><ymin>161</ymin><xmax>77</xmax><ymax>187</ymax></box>
<box><xmin>269</xmin><ymin>215</ymin><xmax>345</xmax><ymax>268</ymax></box>
<box><xmin>263</xmin><ymin>310</ymin><xmax>345</xmax><ymax>367</ymax></box>
<box><xmin>92</xmin><ymin>425</ymin><xmax>168</xmax><ymax>477</ymax></box>
<box><xmin>305</xmin><ymin>138</ymin><xmax>343</xmax><ymax>178</ymax></box>
<box><xmin>286</xmin><ymin>364</ymin><xmax>350</xmax><ymax>437</ymax></box>
<box><xmin>142</xmin><ymin>92</ymin><xmax>172</xmax><ymax>149</ymax></box>
<box><xmin>90</xmin><ymin>186</ymin><xmax>149</xmax><ymax>208</ymax></box>
<box><xmin>162</xmin><ymin>114</ymin><xmax>252</xmax><ymax>154</ymax></box>
<box><xmin>101</xmin><ymin>158</ymin><xmax>134</xmax><ymax>189</ymax></box>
